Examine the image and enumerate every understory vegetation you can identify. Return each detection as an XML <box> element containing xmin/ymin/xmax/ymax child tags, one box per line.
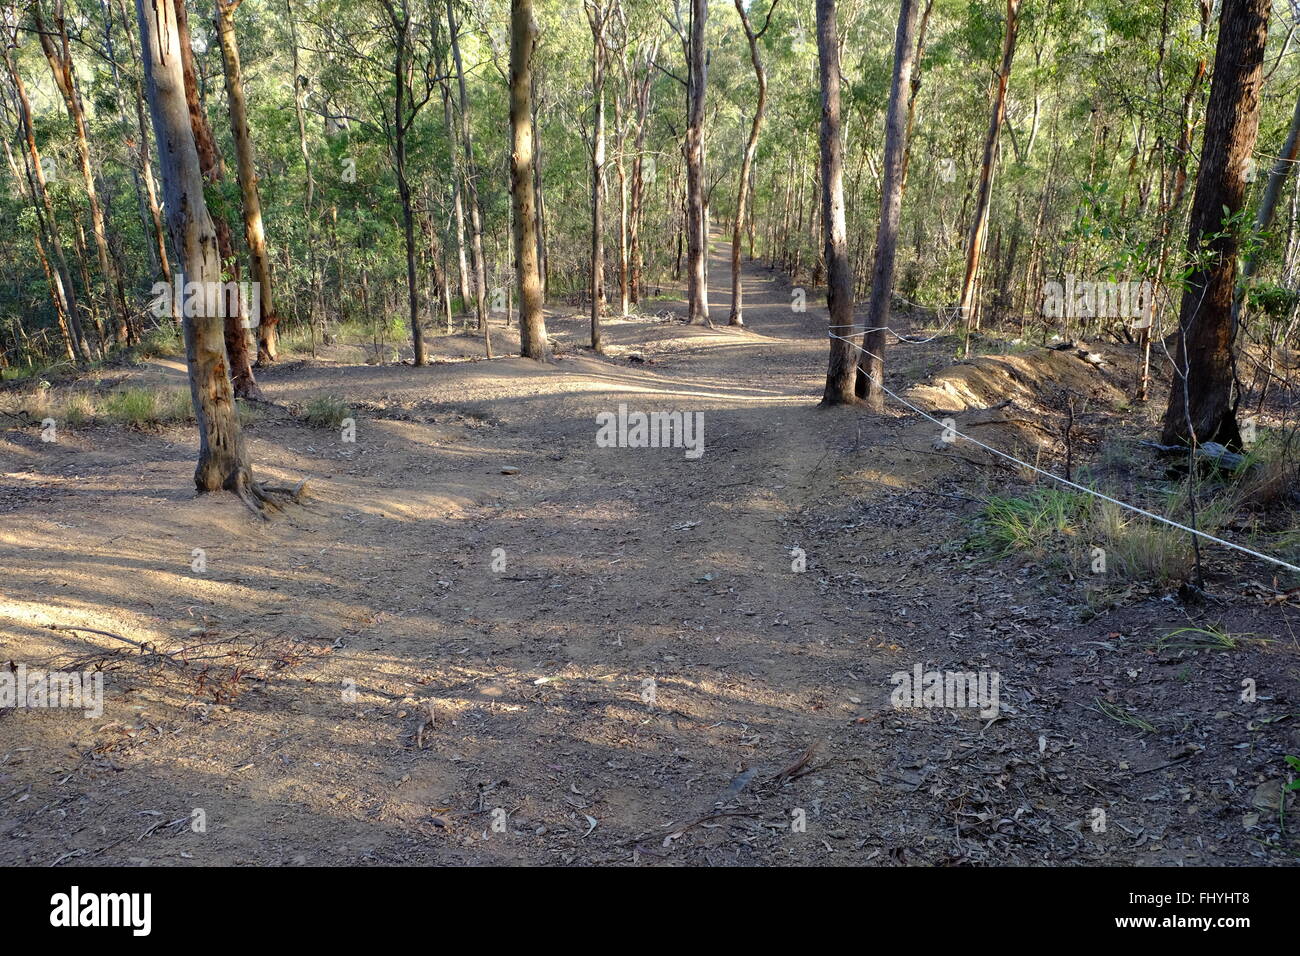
<box><xmin>973</xmin><ymin>427</ymin><xmax>1300</xmax><ymax>585</ymax></box>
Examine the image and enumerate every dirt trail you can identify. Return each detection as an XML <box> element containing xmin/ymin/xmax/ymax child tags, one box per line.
<box><xmin>1</xmin><ymin>236</ymin><xmax>1297</xmax><ymax>866</ymax></box>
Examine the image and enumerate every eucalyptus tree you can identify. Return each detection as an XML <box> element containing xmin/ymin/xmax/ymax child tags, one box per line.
<box><xmin>1162</xmin><ymin>0</ymin><xmax>1272</xmax><ymax>448</ymax></box>
<box><xmin>727</xmin><ymin>0</ymin><xmax>776</xmax><ymax>328</ymax></box>
<box><xmin>511</xmin><ymin>0</ymin><xmax>549</xmax><ymax>359</ymax></box>
<box><xmin>816</xmin><ymin>0</ymin><xmax>856</xmax><ymax>404</ymax></box>
<box><xmin>135</xmin><ymin>0</ymin><xmax>301</xmax><ymax>512</ymax></box>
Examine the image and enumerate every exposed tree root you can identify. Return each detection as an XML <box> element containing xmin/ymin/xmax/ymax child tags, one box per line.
<box><xmin>235</xmin><ymin>477</ymin><xmax>308</xmax><ymax>519</ymax></box>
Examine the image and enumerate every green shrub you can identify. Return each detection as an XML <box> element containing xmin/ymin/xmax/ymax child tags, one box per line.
<box><xmin>302</xmin><ymin>394</ymin><xmax>350</xmax><ymax>428</ymax></box>
<box><xmin>102</xmin><ymin>387</ymin><xmax>192</xmax><ymax>427</ymax></box>
<box><xmin>60</xmin><ymin>393</ymin><xmax>96</xmax><ymax>427</ymax></box>
<box><xmin>137</xmin><ymin>324</ymin><xmax>183</xmax><ymax>358</ymax></box>
<box><xmin>1092</xmin><ymin>500</ymin><xmax>1195</xmax><ymax>584</ymax></box>
<box><xmin>973</xmin><ymin>488</ymin><xmax>1091</xmax><ymax>556</ymax></box>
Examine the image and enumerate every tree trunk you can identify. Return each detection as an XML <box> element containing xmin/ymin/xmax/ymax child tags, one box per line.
<box><xmin>1142</xmin><ymin>2</ymin><xmax>1212</xmax><ymax>400</ymax></box>
<box><xmin>0</xmin><ymin>135</ymin><xmax>76</xmax><ymax>360</ymax></box>
<box><xmin>34</xmin><ymin>0</ymin><xmax>131</xmax><ymax>347</ymax></box>
<box><xmin>1237</xmin><ymin>86</ymin><xmax>1300</xmax><ymax>294</ymax></box>
<box><xmin>136</xmin><ymin>0</ymin><xmax>256</xmax><ymax>497</ymax></box>
<box><xmin>511</xmin><ymin>0</ymin><xmax>549</xmax><ymax>360</ymax></box>
<box><xmin>440</xmin><ymin>76</ymin><xmax>472</xmax><ymax>317</ymax></box>
<box><xmin>382</xmin><ymin>0</ymin><xmax>425</xmax><ymax>366</ymax></box>
<box><xmin>1</xmin><ymin>42</ymin><xmax>90</xmax><ymax>363</ymax></box>
<box><xmin>172</xmin><ymin>0</ymin><xmax>262</xmax><ymax>400</ymax></box>
<box><xmin>1161</xmin><ymin>0</ymin><xmax>1271</xmax><ymax>448</ymax></box>
<box><xmin>898</xmin><ymin>0</ymin><xmax>934</xmax><ymax>194</ymax></box>
<box><xmin>71</xmin><ymin>221</ymin><xmax>106</xmax><ymax>354</ymax></box>
<box><xmin>684</xmin><ymin>0</ymin><xmax>709</xmax><ymax>325</ymax></box>
<box><xmin>588</xmin><ymin>1</ymin><xmax>608</xmax><ymax>348</ymax></box>
<box><xmin>215</xmin><ymin>0</ymin><xmax>281</xmax><ymax>366</ymax></box>
<box><xmin>628</xmin><ymin>40</ymin><xmax>657</xmax><ymax>305</ymax></box>
<box><xmin>421</xmin><ymin>195</ymin><xmax>448</xmax><ymax>337</ymax></box>
<box><xmin>729</xmin><ymin>0</ymin><xmax>775</xmax><ymax>327</ymax></box>
<box><xmin>614</xmin><ymin>72</ymin><xmax>629</xmax><ymax>318</ymax></box>
<box><xmin>426</xmin><ymin>190</ymin><xmax>453</xmax><ymax>332</ymax></box>
<box><xmin>447</xmin><ymin>0</ymin><xmax>491</xmax><ymax>356</ymax></box>
<box><xmin>531</xmin><ymin>72</ymin><xmax>549</xmax><ymax>301</ymax></box>
<box><xmin>103</xmin><ymin>0</ymin><xmax>158</xmax><ymax>288</ymax></box>
<box><xmin>856</xmin><ymin>0</ymin><xmax>920</xmax><ymax>411</ymax></box>
<box><xmin>957</xmin><ymin>0</ymin><xmax>1020</xmax><ymax>355</ymax></box>
<box><xmin>113</xmin><ymin>0</ymin><xmax>172</xmax><ymax>310</ymax></box>
<box><xmin>816</xmin><ymin>0</ymin><xmax>857</xmax><ymax>405</ymax></box>
<box><xmin>285</xmin><ymin>0</ymin><xmax>323</xmax><ymax>346</ymax></box>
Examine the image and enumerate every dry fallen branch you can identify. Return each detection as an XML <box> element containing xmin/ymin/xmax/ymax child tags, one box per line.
<box><xmin>45</xmin><ymin>625</ymin><xmax>187</xmax><ymax>669</ymax></box>
<box><xmin>767</xmin><ymin>741</ymin><xmax>821</xmax><ymax>787</ymax></box>
<box><xmin>41</xmin><ymin>624</ymin><xmax>333</xmax><ymax>705</ymax></box>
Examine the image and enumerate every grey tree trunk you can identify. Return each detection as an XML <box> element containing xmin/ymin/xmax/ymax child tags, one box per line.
<box><xmin>136</xmin><ymin>0</ymin><xmax>254</xmax><ymax>496</ymax></box>
<box><xmin>628</xmin><ymin>38</ymin><xmax>659</xmax><ymax>305</ymax></box>
<box><xmin>898</xmin><ymin>0</ymin><xmax>934</xmax><ymax>194</ymax></box>
<box><xmin>1234</xmin><ymin>85</ymin><xmax>1300</xmax><ymax>322</ymax></box>
<box><xmin>380</xmin><ymin>0</ymin><xmax>426</xmax><ymax>365</ymax></box>
<box><xmin>112</xmin><ymin>0</ymin><xmax>172</xmax><ymax>309</ymax></box>
<box><xmin>856</xmin><ymin>0</ymin><xmax>921</xmax><ymax>411</ymax></box>
<box><xmin>728</xmin><ymin>0</ymin><xmax>776</xmax><ymax>327</ymax></box>
<box><xmin>285</xmin><ymin>0</ymin><xmax>324</xmax><ymax>346</ymax></box>
<box><xmin>440</xmin><ymin>76</ymin><xmax>473</xmax><ymax>316</ymax></box>
<box><xmin>587</xmin><ymin>0</ymin><xmax>609</xmax><ymax>349</ymax></box>
<box><xmin>816</xmin><ymin>0</ymin><xmax>857</xmax><ymax>405</ymax></box>
<box><xmin>447</xmin><ymin>0</ymin><xmax>491</xmax><ymax>356</ymax></box>
<box><xmin>684</xmin><ymin>0</ymin><xmax>709</xmax><ymax>325</ymax></box>
<box><xmin>531</xmin><ymin>72</ymin><xmax>549</xmax><ymax>300</ymax></box>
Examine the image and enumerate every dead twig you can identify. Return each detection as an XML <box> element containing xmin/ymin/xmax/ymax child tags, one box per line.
<box><xmin>44</xmin><ymin>625</ymin><xmax>188</xmax><ymax>670</ymax></box>
<box><xmin>768</xmin><ymin>741</ymin><xmax>821</xmax><ymax>787</ymax></box>
<box><xmin>47</xmin><ymin>624</ymin><xmax>150</xmax><ymax>651</ymax></box>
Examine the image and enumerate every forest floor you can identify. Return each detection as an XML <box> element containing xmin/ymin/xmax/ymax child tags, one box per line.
<box><xmin>1</xmin><ymin>234</ymin><xmax>1298</xmax><ymax>866</ymax></box>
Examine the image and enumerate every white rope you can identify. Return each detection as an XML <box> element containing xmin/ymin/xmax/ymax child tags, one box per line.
<box><xmin>829</xmin><ymin>330</ymin><xmax>1300</xmax><ymax>576</ymax></box>
<box><xmin>836</xmin><ymin>298</ymin><xmax>963</xmax><ymax>344</ymax></box>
